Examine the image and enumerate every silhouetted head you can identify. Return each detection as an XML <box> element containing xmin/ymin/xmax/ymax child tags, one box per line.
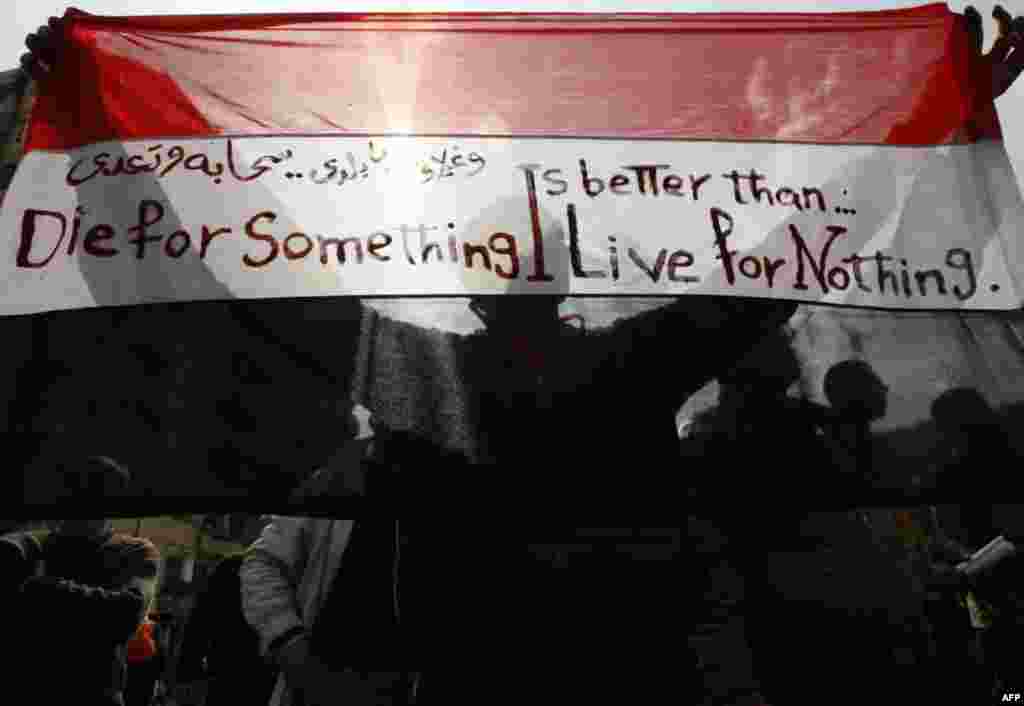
<box><xmin>469</xmin><ymin>294</ymin><xmax>567</xmax><ymax>338</ymax></box>
<box><xmin>462</xmin><ymin>195</ymin><xmax>570</xmax><ymax>342</ymax></box>
<box><xmin>824</xmin><ymin>359</ymin><xmax>888</xmax><ymax>421</ymax></box>
<box><xmin>55</xmin><ymin>456</ymin><xmax>131</xmax><ymax>539</ymax></box>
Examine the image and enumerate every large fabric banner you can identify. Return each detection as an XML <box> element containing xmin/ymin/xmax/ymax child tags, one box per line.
<box><xmin>3</xmin><ymin>5</ymin><xmax>1024</xmax><ymax>511</ymax></box>
<box><xmin>1</xmin><ymin>4</ymin><xmax>1022</xmax><ymax>315</ymax></box>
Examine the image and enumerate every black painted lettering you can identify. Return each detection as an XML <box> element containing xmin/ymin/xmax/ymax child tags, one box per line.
<box><xmin>946</xmin><ymin>248</ymin><xmax>977</xmax><ymax>301</ymax></box>
<box><xmin>667</xmin><ymin>249</ymin><xmax>698</xmax><ymax>283</ymax></box>
<box><xmin>200</xmin><ymin>226</ymin><xmax>231</xmax><ymax>259</ymax></box>
<box><xmin>16</xmin><ymin>209</ymin><xmax>66</xmax><ymax>268</ymax></box>
<box><xmin>164</xmin><ymin>230</ymin><xmax>191</xmax><ymax>258</ymax></box>
<box><xmin>627</xmin><ymin>247</ymin><xmax>668</xmax><ymax>283</ymax></box>
<box><xmin>710</xmin><ymin>207</ymin><xmax>738</xmax><ymax>285</ymax></box>
<box><xmin>159</xmin><ymin>146</ymin><xmax>186</xmax><ymax>177</ymax></box>
<box><xmin>827</xmin><ymin>266</ymin><xmax>850</xmax><ymax>291</ymax></box>
<box><xmin>417</xmin><ymin>225</ymin><xmax>443</xmax><ymax>264</ymax></box>
<box><xmin>900</xmin><ymin>261</ymin><xmax>912</xmax><ymax>297</ymax></box>
<box><xmin>873</xmin><ymin>251</ymin><xmax>897</xmax><ymax>295</ymax></box>
<box><xmin>579</xmin><ymin>159</ymin><xmax>604</xmax><ymax>198</ymax></box>
<box><xmin>746</xmin><ymin>170</ymin><xmax>773</xmax><ymax>205</ymax></box>
<box><xmin>841</xmin><ymin>254</ymin><xmax>872</xmax><ymax>292</ymax></box>
<box><xmin>66</xmin><ymin>157</ymin><xmax>103</xmax><ymax>186</ymax></box>
<box><xmin>662</xmin><ymin>174</ymin><xmax>685</xmax><ymax>196</ymax></box>
<box><xmin>690</xmin><ymin>173</ymin><xmax>712</xmax><ymax>200</ymax></box>
<box><xmin>790</xmin><ymin>224</ymin><xmax>847</xmax><ymax>293</ymax></box>
<box><xmin>318</xmin><ymin>235</ymin><xmax>364</xmax><ymax>265</ymax></box>
<box><xmin>775</xmin><ymin>188</ymin><xmax>804</xmax><ymax>211</ymax></box>
<box><xmin>567</xmin><ymin>203</ymin><xmax>606</xmax><ymax>279</ymax></box>
<box><xmin>542</xmin><ymin>168</ymin><xmax>568</xmax><ymax>196</ymax></box>
<box><xmin>723</xmin><ymin>171</ymin><xmax>747</xmax><ymax>205</ymax></box>
<box><xmin>609</xmin><ymin>174</ymin><xmax>631</xmax><ymax>195</ymax></box>
<box><xmin>398</xmin><ymin>225</ymin><xmax>417</xmax><ymax>265</ymax></box>
<box><xmin>83</xmin><ymin>224</ymin><xmax>118</xmax><ymax>258</ymax></box>
<box><xmin>126</xmin><ymin>200</ymin><xmax>165</xmax><ymax>259</ymax></box>
<box><xmin>763</xmin><ymin>257</ymin><xmax>786</xmax><ymax>288</ymax></box>
<box><xmin>67</xmin><ymin>211</ymin><xmax>82</xmax><ymax>255</ymax></box>
<box><xmin>125</xmin><ymin>155</ymin><xmax>149</xmax><ymax>174</ymax></box>
<box><xmin>184</xmin><ymin>153</ymin><xmax>213</xmax><ymax>175</ymax></box>
<box><xmin>914</xmin><ymin>269</ymin><xmax>947</xmax><ymax>296</ymax></box>
<box><xmin>802</xmin><ymin>187</ymin><xmax>826</xmax><ymax>212</ymax></box>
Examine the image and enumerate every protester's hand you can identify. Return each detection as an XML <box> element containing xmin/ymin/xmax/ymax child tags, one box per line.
<box><xmin>966</xmin><ymin>5</ymin><xmax>1024</xmax><ymax>100</ymax></box>
<box><xmin>20</xmin><ymin>17</ymin><xmax>63</xmax><ymax>80</ymax></box>
<box><xmin>173</xmin><ymin>680</ymin><xmax>209</xmax><ymax>706</ymax></box>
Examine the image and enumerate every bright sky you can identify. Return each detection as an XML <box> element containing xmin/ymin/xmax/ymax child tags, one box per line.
<box><xmin>6</xmin><ymin>1</ymin><xmax>1023</xmax><ymax>181</ymax></box>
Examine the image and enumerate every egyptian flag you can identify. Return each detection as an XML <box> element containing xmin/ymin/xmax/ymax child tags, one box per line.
<box><xmin>2</xmin><ymin>5</ymin><xmax>1023</xmax><ymax>504</ymax></box>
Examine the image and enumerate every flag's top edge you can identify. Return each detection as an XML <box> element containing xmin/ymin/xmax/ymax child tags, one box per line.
<box><xmin>62</xmin><ymin>3</ymin><xmax>951</xmax><ymax>32</ymax></box>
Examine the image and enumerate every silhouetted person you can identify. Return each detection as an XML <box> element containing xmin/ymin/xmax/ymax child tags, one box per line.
<box><xmin>822</xmin><ymin>359</ymin><xmax>889</xmax><ymax>482</ymax></box>
<box><xmin>928</xmin><ymin>388</ymin><xmax>1024</xmax><ymax>696</ymax></box>
<box><xmin>176</xmin><ymin>550</ymin><xmax>279</xmax><ymax>706</ymax></box>
<box><xmin>708</xmin><ymin>327</ymin><xmax>814</xmax><ymax>439</ymax></box>
<box><xmin>686</xmin><ymin>347</ymin><xmax>924</xmax><ymax>704</ymax></box>
<box><xmin>337</xmin><ymin>189</ymin><xmax>799</xmax><ymax>509</ymax></box>
<box><xmin>2</xmin><ymin>457</ymin><xmax>160</xmax><ymax>706</ymax></box>
<box><xmin>931</xmin><ymin>388</ymin><xmax>1016</xmax><ymax>496</ymax></box>
<box><xmin>680</xmin><ymin>328</ymin><xmax>854</xmax><ymax>502</ymax></box>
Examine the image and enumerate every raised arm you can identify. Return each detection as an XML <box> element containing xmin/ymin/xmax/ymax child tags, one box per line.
<box><xmin>240</xmin><ymin>516</ymin><xmax>313</xmax><ymax>660</ymax></box>
<box><xmin>602</xmin><ymin>297</ymin><xmax>799</xmax><ymax>406</ymax></box>
<box><xmin>353</xmin><ymin>305</ymin><xmax>471</xmax><ymax>452</ymax></box>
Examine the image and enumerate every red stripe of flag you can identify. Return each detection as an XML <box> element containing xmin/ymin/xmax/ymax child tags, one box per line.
<box><xmin>26</xmin><ymin>3</ymin><xmax>999</xmax><ymax>152</ymax></box>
